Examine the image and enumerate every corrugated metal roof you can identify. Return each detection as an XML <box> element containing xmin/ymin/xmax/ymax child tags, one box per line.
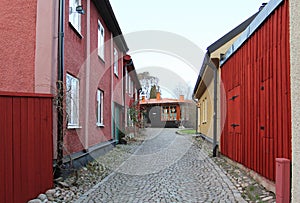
<box><xmin>207</xmin><ymin>12</ymin><xmax>259</xmax><ymax>55</ymax></box>
<box><xmin>220</xmin><ymin>0</ymin><xmax>284</xmax><ymax>66</ymax></box>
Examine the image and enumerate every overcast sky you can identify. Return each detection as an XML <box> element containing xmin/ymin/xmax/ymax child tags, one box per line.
<box><xmin>110</xmin><ymin>0</ymin><xmax>268</xmax><ymax>98</ymax></box>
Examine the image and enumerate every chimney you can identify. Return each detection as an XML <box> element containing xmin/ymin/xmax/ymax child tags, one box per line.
<box><xmin>179</xmin><ymin>95</ymin><xmax>184</xmax><ymax>101</ymax></box>
<box><xmin>259</xmin><ymin>3</ymin><xmax>267</xmax><ymax>11</ymax></box>
<box><xmin>156</xmin><ymin>92</ymin><xmax>161</xmax><ymax>100</ymax></box>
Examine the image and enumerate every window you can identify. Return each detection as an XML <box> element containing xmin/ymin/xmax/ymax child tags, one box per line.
<box><xmin>128</xmin><ymin>77</ymin><xmax>132</xmax><ymax>95</ymax></box>
<box><xmin>69</xmin><ymin>0</ymin><xmax>81</xmax><ymax>33</ymax></box>
<box><xmin>125</xmin><ymin>70</ymin><xmax>128</xmax><ymax>92</ymax></box>
<box><xmin>161</xmin><ymin>106</ymin><xmax>177</xmax><ymax>121</ymax></box>
<box><xmin>130</xmin><ymin>80</ymin><xmax>134</xmax><ymax>96</ymax></box>
<box><xmin>96</xmin><ymin>89</ymin><xmax>104</xmax><ymax>126</ymax></box>
<box><xmin>98</xmin><ymin>20</ymin><xmax>105</xmax><ymax>59</ymax></box>
<box><xmin>66</xmin><ymin>74</ymin><xmax>80</xmax><ymax>127</ymax></box>
<box><xmin>113</xmin><ymin>48</ymin><xmax>118</xmax><ymax>76</ymax></box>
<box><xmin>202</xmin><ymin>98</ymin><xmax>207</xmax><ymax>123</ymax></box>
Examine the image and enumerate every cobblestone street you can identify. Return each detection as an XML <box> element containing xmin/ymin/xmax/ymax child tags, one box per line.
<box><xmin>75</xmin><ymin>128</ymin><xmax>245</xmax><ymax>202</ymax></box>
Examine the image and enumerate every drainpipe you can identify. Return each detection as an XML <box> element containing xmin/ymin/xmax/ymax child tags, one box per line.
<box><xmin>206</xmin><ymin>58</ymin><xmax>218</xmax><ymax>157</ymax></box>
<box><xmin>111</xmin><ymin>33</ymin><xmax>115</xmax><ymax>143</ymax></box>
<box><xmin>212</xmin><ymin>63</ymin><xmax>218</xmax><ymax>157</ymax></box>
<box><xmin>56</xmin><ymin>0</ymin><xmax>65</xmax><ymax>176</ymax></box>
<box><xmin>192</xmin><ymin>96</ymin><xmax>199</xmax><ymax>134</ymax></box>
<box><xmin>123</xmin><ymin>57</ymin><xmax>133</xmax><ymax>134</ymax></box>
<box><xmin>84</xmin><ymin>0</ymin><xmax>90</xmax><ymax>150</ymax></box>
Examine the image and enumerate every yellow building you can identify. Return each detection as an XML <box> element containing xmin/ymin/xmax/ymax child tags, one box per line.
<box><xmin>193</xmin><ymin>11</ymin><xmax>260</xmax><ymax>154</ymax></box>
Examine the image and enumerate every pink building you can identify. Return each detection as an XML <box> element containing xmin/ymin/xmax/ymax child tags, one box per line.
<box><xmin>0</xmin><ymin>0</ymin><xmax>140</xmax><ymax>201</ymax></box>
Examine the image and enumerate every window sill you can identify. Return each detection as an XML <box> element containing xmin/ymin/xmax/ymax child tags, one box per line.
<box><xmin>98</xmin><ymin>55</ymin><xmax>105</xmax><ymax>63</ymax></box>
<box><xmin>96</xmin><ymin>123</ymin><xmax>105</xmax><ymax>128</ymax></box>
<box><xmin>67</xmin><ymin>125</ymin><xmax>82</xmax><ymax>129</ymax></box>
<box><xmin>68</xmin><ymin>22</ymin><xmax>83</xmax><ymax>39</ymax></box>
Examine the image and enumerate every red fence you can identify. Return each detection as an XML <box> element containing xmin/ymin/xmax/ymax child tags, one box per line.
<box><xmin>220</xmin><ymin>0</ymin><xmax>291</xmax><ymax>181</ymax></box>
<box><xmin>0</xmin><ymin>92</ymin><xmax>53</xmax><ymax>203</ymax></box>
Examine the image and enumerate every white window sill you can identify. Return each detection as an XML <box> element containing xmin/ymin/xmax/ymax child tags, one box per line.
<box><xmin>96</xmin><ymin>123</ymin><xmax>105</xmax><ymax>127</ymax></box>
<box><xmin>98</xmin><ymin>55</ymin><xmax>105</xmax><ymax>63</ymax></box>
<box><xmin>67</xmin><ymin>125</ymin><xmax>82</xmax><ymax>129</ymax></box>
<box><xmin>68</xmin><ymin>22</ymin><xmax>83</xmax><ymax>39</ymax></box>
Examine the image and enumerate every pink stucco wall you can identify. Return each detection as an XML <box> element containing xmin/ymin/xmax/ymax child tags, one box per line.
<box><xmin>0</xmin><ymin>0</ymin><xmax>38</xmax><ymax>92</ymax></box>
<box><xmin>35</xmin><ymin>0</ymin><xmax>58</xmax><ymax>94</ymax></box>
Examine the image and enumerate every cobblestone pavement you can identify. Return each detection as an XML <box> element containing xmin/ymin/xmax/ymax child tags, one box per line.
<box><xmin>75</xmin><ymin>128</ymin><xmax>245</xmax><ymax>203</ymax></box>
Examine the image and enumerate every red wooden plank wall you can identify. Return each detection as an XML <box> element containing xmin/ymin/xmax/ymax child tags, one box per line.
<box><xmin>0</xmin><ymin>92</ymin><xmax>53</xmax><ymax>203</ymax></box>
<box><xmin>220</xmin><ymin>0</ymin><xmax>291</xmax><ymax>181</ymax></box>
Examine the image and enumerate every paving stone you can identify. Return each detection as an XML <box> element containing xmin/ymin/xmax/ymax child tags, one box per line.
<box><xmin>75</xmin><ymin>128</ymin><xmax>247</xmax><ymax>202</ymax></box>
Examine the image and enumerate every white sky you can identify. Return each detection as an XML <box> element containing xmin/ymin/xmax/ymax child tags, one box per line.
<box><xmin>110</xmin><ymin>0</ymin><xmax>268</xmax><ymax>98</ymax></box>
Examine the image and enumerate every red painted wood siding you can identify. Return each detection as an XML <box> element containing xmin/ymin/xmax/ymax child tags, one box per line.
<box><xmin>220</xmin><ymin>0</ymin><xmax>290</xmax><ymax>181</ymax></box>
<box><xmin>0</xmin><ymin>92</ymin><xmax>53</xmax><ymax>203</ymax></box>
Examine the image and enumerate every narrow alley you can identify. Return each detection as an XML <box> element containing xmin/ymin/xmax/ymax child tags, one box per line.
<box><xmin>75</xmin><ymin>128</ymin><xmax>244</xmax><ymax>202</ymax></box>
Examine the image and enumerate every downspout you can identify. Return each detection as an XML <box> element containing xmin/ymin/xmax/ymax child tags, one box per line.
<box><xmin>123</xmin><ymin>58</ymin><xmax>133</xmax><ymax>132</ymax></box>
<box><xmin>192</xmin><ymin>96</ymin><xmax>199</xmax><ymax>134</ymax></box>
<box><xmin>111</xmin><ymin>33</ymin><xmax>115</xmax><ymax>143</ymax></box>
<box><xmin>56</xmin><ymin>0</ymin><xmax>65</xmax><ymax>176</ymax></box>
<box><xmin>123</xmin><ymin>58</ymin><xmax>133</xmax><ymax>133</ymax></box>
<box><xmin>206</xmin><ymin>56</ymin><xmax>218</xmax><ymax>157</ymax></box>
<box><xmin>84</xmin><ymin>0</ymin><xmax>90</xmax><ymax>150</ymax></box>
<box><xmin>212</xmin><ymin>64</ymin><xmax>218</xmax><ymax>157</ymax></box>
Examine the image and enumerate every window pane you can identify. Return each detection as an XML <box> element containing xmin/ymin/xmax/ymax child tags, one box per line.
<box><xmin>98</xmin><ymin>20</ymin><xmax>105</xmax><ymax>59</ymax></box>
<box><xmin>66</xmin><ymin>74</ymin><xmax>79</xmax><ymax>126</ymax></box>
<box><xmin>114</xmin><ymin>48</ymin><xmax>118</xmax><ymax>76</ymax></box>
<box><xmin>97</xmin><ymin>89</ymin><xmax>104</xmax><ymax>125</ymax></box>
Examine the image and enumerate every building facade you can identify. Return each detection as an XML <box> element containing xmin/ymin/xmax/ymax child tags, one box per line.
<box><xmin>193</xmin><ymin>11</ymin><xmax>259</xmax><ymax>145</ymax></box>
<box><xmin>140</xmin><ymin>93</ymin><xmax>195</xmax><ymax>128</ymax></box>
<box><xmin>289</xmin><ymin>0</ymin><xmax>300</xmax><ymax>201</ymax></box>
<box><xmin>220</xmin><ymin>0</ymin><xmax>290</xmax><ymax>192</ymax></box>
<box><xmin>0</xmin><ymin>0</ymin><xmax>140</xmax><ymax>201</ymax></box>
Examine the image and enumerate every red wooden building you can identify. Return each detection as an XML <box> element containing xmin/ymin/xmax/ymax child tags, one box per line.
<box><xmin>220</xmin><ymin>0</ymin><xmax>291</xmax><ymax>185</ymax></box>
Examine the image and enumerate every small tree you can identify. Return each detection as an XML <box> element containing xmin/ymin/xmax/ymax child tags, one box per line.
<box><xmin>138</xmin><ymin>72</ymin><xmax>159</xmax><ymax>99</ymax></box>
<box><xmin>150</xmin><ymin>85</ymin><xmax>157</xmax><ymax>99</ymax></box>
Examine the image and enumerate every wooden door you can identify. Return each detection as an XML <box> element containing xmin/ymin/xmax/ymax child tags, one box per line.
<box><xmin>227</xmin><ymin>85</ymin><xmax>241</xmax><ymax>162</ymax></box>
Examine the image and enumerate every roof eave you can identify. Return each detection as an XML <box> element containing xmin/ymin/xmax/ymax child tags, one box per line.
<box><xmin>92</xmin><ymin>0</ymin><xmax>129</xmax><ymax>52</ymax></box>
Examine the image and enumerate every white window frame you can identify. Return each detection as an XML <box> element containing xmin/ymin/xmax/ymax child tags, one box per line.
<box><xmin>98</xmin><ymin>20</ymin><xmax>105</xmax><ymax>60</ymax></box>
<box><xmin>96</xmin><ymin>89</ymin><xmax>104</xmax><ymax>126</ymax></box>
<box><xmin>66</xmin><ymin>74</ymin><xmax>80</xmax><ymax>128</ymax></box>
<box><xmin>128</xmin><ymin>77</ymin><xmax>132</xmax><ymax>95</ymax></box>
<box><xmin>113</xmin><ymin>48</ymin><xmax>118</xmax><ymax>76</ymax></box>
<box><xmin>130</xmin><ymin>79</ymin><xmax>134</xmax><ymax>96</ymax></box>
<box><xmin>202</xmin><ymin>98</ymin><xmax>208</xmax><ymax>124</ymax></box>
<box><xmin>125</xmin><ymin>70</ymin><xmax>128</xmax><ymax>93</ymax></box>
<box><xmin>69</xmin><ymin>0</ymin><xmax>81</xmax><ymax>33</ymax></box>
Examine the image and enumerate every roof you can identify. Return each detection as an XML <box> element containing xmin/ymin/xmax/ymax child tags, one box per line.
<box><xmin>140</xmin><ymin>98</ymin><xmax>193</xmax><ymax>105</ymax></box>
<box><xmin>207</xmin><ymin>12</ymin><xmax>260</xmax><ymax>55</ymax></box>
<box><xmin>193</xmin><ymin>8</ymin><xmax>260</xmax><ymax>96</ymax></box>
<box><xmin>92</xmin><ymin>0</ymin><xmax>129</xmax><ymax>52</ymax></box>
<box><xmin>221</xmin><ymin>0</ymin><xmax>284</xmax><ymax>66</ymax></box>
<box><xmin>123</xmin><ymin>56</ymin><xmax>142</xmax><ymax>90</ymax></box>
